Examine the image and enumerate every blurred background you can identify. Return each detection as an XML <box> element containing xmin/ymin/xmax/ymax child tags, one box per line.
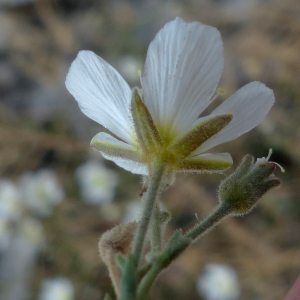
<box><xmin>0</xmin><ymin>0</ymin><xmax>299</xmax><ymax>299</ymax></box>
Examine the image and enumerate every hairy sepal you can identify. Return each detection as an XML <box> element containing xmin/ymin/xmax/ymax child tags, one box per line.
<box><xmin>178</xmin><ymin>154</ymin><xmax>233</xmax><ymax>173</ymax></box>
<box><xmin>91</xmin><ymin>134</ymin><xmax>143</xmax><ymax>162</ymax></box>
<box><xmin>169</xmin><ymin>114</ymin><xmax>233</xmax><ymax>158</ymax></box>
<box><xmin>131</xmin><ymin>88</ymin><xmax>162</xmax><ymax>153</ymax></box>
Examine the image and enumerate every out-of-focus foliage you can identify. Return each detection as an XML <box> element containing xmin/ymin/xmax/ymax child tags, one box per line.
<box><xmin>0</xmin><ymin>0</ymin><xmax>299</xmax><ymax>299</ymax></box>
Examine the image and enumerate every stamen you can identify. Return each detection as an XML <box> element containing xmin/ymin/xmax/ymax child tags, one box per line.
<box><xmin>137</xmin><ymin>69</ymin><xmax>142</xmax><ymax>87</ymax></box>
<box><xmin>211</xmin><ymin>87</ymin><xmax>227</xmax><ymax>101</ymax></box>
<box><xmin>266</xmin><ymin>148</ymin><xmax>285</xmax><ymax>172</ymax></box>
<box><xmin>256</xmin><ymin>148</ymin><xmax>272</xmax><ymax>165</ymax></box>
<box><xmin>216</xmin><ymin>87</ymin><xmax>227</xmax><ymax>96</ymax></box>
<box><xmin>256</xmin><ymin>148</ymin><xmax>285</xmax><ymax>172</ymax></box>
<box><xmin>274</xmin><ymin>162</ymin><xmax>285</xmax><ymax>173</ymax></box>
<box><xmin>266</xmin><ymin>148</ymin><xmax>272</xmax><ymax>161</ymax></box>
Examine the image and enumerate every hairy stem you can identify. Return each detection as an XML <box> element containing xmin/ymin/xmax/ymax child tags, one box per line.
<box><xmin>137</xmin><ymin>203</ymin><xmax>233</xmax><ymax>298</ymax></box>
<box><xmin>150</xmin><ymin>204</ymin><xmax>163</xmax><ymax>253</ymax></box>
<box><xmin>119</xmin><ymin>161</ymin><xmax>166</xmax><ymax>300</ymax></box>
<box><xmin>132</xmin><ymin>161</ymin><xmax>166</xmax><ymax>265</ymax></box>
<box><xmin>186</xmin><ymin>202</ymin><xmax>232</xmax><ymax>240</ymax></box>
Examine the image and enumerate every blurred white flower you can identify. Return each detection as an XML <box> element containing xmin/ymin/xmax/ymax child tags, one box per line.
<box><xmin>122</xmin><ymin>200</ymin><xmax>141</xmax><ymax>224</ymax></box>
<box><xmin>0</xmin><ymin>180</ymin><xmax>22</xmax><ymax>221</ymax></box>
<box><xmin>0</xmin><ymin>218</ymin><xmax>12</xmax><ymax>252</ymax></box>
<box><xmin>39</xmin><ymin>277</ymin><xmax>74</xmax><ymax>300</ymax></box>
<box><xmin>20</xmin><ymin>169</ymin><xmax>64</xmax><ymax>217</ymax></box>
<box><xmin>76</xmin><ymin>160</ymin><xmax>118</xmax><ymax>204</ymax></box>
<box><xmin>17</xmin><ymin>217</ymin><xmax>44</xmax><ymax>246</ymax></box>
<box><xmin>197</xmin><ymin>263</ymin><xmax>240</xmax><ymax>300</ymax></box>
<box><xmin>0</xmin><ymin>218</ymin><xmax>44</xmax><ymax>300</ymax></box>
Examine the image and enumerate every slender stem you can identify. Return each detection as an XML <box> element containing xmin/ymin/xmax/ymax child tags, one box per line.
<box><xmin>150</xmin><ymin>204</ymin><xmax>162</xmax><ymax>253</ymax></box>
<box><xmin>186</xmin><ymin>202</ymin><xmax>232</xmax><ymax>240</ymax></box>
<box><xmin>132</xmin><ymin>161</ymin><xmax>166</xmax><ymax>266</ymax></box>
<box><xmin>120</xmin><ymin>161</ymin><xmax>166</xmax><ymax>300</ymax></box>
<box><xmin>137</xmin><ymin>259</ymin><xmax>163</xmax><ymax>299</ymax></box>
<box><xmin>137</xmin><ymin>203</ymin><xmax>233</xmax><ymax>299</ymax></box>
<box><xmin>137</xmin><ymin>230</ymin><xmax>191</xmax><ymax>299</ymax></box>
<box><xmin>138</xmin><ymin>262</ymin><xmax>152</xmax><ymax>282</ymax></box>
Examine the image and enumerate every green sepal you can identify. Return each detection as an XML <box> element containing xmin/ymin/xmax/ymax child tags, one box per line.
<box><xmin>227</xmin><ymin>154</ymin><xmax>253</xmax><ymax>180</ymax></box>
<box><xmin>131</xmin><ymin>88</ymin><xmax>162</xmax><ymax>153</ymax></box>
<box><xmin>170</xmin><ymin>114</ymin><xmax>232</xmax><ymax>158</ymax></box>
<box><xmin>178</xmin><ymin>155</ymin><xmax>233</xmax><ymax>172</ymax></box>
<box><xmin>91</xmin><ymin>135</ymin><xmax>143</xmax><ymax>162</ymax></box>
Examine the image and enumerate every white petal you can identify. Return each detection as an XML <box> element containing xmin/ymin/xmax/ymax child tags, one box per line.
<box><xmin>141</xmin><ymin>17</ymin><xmax>224</xmax><ymax>137</ymax></box>
<box><xmin>66</xmin><ymin>51</ymin><xmax>135</xmax><ymax>144</ymax></box>
<box><xmin>194</xmin><ymin>82</ymin><xmax>275</xmax><ymax>154</ymax></box>
<box><xmin>101</xmin><ymin>152</ymin><xmax>148</xmax><ymax>175</ymax></box>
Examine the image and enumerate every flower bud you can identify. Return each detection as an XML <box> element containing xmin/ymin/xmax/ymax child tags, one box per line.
<box><xmin>98</xmin><ymin>222</ymin><xmax>137</xmax><ymax>297</ymax></box>
<box><xmin>218</xmin><ymin>150</ymin><xmax>282</xmax><ymax>216</ymax></box>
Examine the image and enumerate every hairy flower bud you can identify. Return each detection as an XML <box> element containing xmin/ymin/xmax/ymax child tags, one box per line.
<box><xmin>99</xmin><ymin>222</ymin><xmax>138</xmax><ymax>297</ymax></box>
<box><xmin>218</xmin><ymin>150</ymin><xmax>282</xmax><ymax>216</ymax></box>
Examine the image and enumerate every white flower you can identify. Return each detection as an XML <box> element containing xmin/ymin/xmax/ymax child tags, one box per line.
<box><xmin>0</xmin><ymin>218</ymin><xmax>44</xmax><ymax>300</ymax></box>
<box><xmin>0</xmin><ymin>180</ymin><xmax>22</xmax><ymax>221</ymax></box>
<box><xmin>76</xmin><ymin>160</ymin><xmax>119</xmax><ymax>204</ymax></box>
<box><xmin>197</xmin><ymin>263</ymin><xmax>240</xmax><ymax>300</ymax></box>
<box><xmin>39</xmin><ymin>277</ymin><xmax>74</xmax><ymax>300</ymax></box>
<box><xmin>66</xmin><ymin>17</ymin><xmax>274</xmax><ymax>175</ymax></box>
<box><xmin>20</xmin><ymin>169</ymin><xmax>64</xmax><ymax>217</ymax></box>
<box><xmin>17</xmin><ymin>217</ymin><xmax>44</xmax><ymax>246</ymax></box>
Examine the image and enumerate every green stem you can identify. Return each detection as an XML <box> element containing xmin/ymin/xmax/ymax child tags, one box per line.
<box><xmin>137</xmin><ymin>259</ymin><xmax>163</xmax><ymax>299</ymax></box>
<box><xmin>150</xmin><ymin>204</ymin><xmax>162</xmax><ymax>253</ymax></box>
<box><xmin>120</xmin><ymin>161</ymin><xmax>166</xmax><ymax>300</ymax></box>
<box><xmin>137</xmin><ymin>230</ymin><xmax>190</xmax><ymax>299</ymax></box>
<box><xmin>132</xmin><ymin>161</ymin><xmax>166</xmax><ymax>265</ymax></box>
<box><xmin>138</xmin><ymin>262</ymin><xmax>152</xmax><ymax>283</ymax></box>
<box><xmin>186</xmin><ymin>202</ymin><xmax>232</xmax><ymax>240</ymax></box>
<box><xmin>137</xmin><ymin>203</ymin><xmax>232</xmax><ymax>299</ymax></box>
